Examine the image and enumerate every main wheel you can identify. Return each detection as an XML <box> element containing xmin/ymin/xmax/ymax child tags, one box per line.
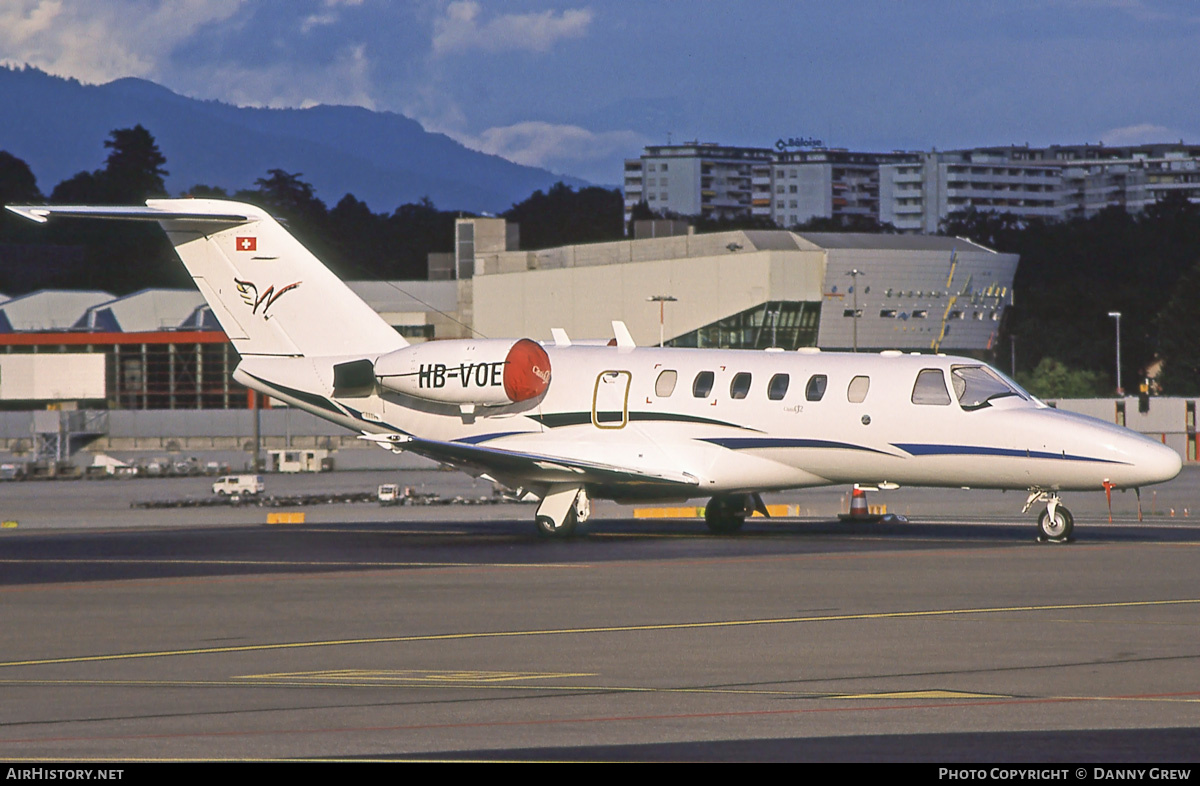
<box><xmin>1038</xmin><ymin>506</ymin><xmax>1074</xmax><ymax>541</ymax></box>
<box><xmin>535</xmin><ymin>510</ymin><xmax>578</xmax><ymax>538</ymax></box>
<box><xmin>705</xmin><ymin>494</ymin><xmax>747</xmax><ymax>534</ymax></box>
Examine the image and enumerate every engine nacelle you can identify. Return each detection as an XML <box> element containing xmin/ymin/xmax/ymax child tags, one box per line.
<box><xmin>374</xmin><ymin>338</ymin><xmax>551</xmax><ymax>406</ymax></box>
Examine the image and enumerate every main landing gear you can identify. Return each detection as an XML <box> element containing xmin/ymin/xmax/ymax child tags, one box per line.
<box><xmin>1024</xmin><ymin>490</ymin><xmax>1074</xmax><ymax>543</ymax></box>
<box><xmin>534</xmin><ymin>486</ymin><xmax>590</xmax><ymax>538</ymax></box>
<box><xmin>704</xmin><ymin>493</ymin><xmax>768</xmax><ymax>534</ymax></box>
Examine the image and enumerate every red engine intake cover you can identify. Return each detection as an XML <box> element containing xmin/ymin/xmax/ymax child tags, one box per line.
<box><xmin>503</xmin><ymin>339</ymin><xmax>551</xmax><ymax>402</ymax></box>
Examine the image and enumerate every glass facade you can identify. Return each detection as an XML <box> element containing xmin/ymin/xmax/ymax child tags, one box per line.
<box><xmin>669</xmin><ymin>301</ymin><xmax>821</xmax><ymax>350</ymax></box>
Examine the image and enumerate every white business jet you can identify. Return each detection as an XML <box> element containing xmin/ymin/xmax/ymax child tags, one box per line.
<box><xmin>7</xmin><ymin>200</ymin><xmax>1182</xmax><ymax>541</ymax></box>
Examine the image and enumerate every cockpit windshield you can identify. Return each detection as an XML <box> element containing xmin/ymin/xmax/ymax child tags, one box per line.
<box><xmin>950</xmin><ymin>365</ymin><xmax>1029</xmax><ymax>411</ymax></box>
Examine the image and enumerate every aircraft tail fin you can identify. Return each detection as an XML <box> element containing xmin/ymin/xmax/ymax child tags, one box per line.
<box><xmin>6</xmin><ymin>199</ymin><xmax>408</xmax><ymax>358</ymax></box>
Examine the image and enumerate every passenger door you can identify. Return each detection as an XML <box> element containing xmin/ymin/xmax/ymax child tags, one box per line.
<box><xmin>592</xmin><ymin>370</ymin><xmax>631</xmax><ymax>429</ymax></box>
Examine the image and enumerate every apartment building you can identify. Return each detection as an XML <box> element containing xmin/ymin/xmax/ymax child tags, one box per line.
<box><xmin>629</xmin><ymin>141</ymin><xmax>1200</xmax><ymax>233</ymax></box>
<box><xmin>624</xmin><ymin>143</ymin><xmax>907</xmax><ymax>228</ymax></box>
<box><xmin>879</xmin><ymin>151</ymin><xmax>1062</xmax><ymax>233</ymax></box>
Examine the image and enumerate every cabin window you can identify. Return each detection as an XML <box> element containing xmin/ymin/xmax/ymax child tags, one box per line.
<box><xmin>768</xmin><ymin>373</ymin><xmax>790</xmax><ymax>401</ymax></box>
<box><xmin>950</xmin><ymin>365</ymin><xmax>1027</xmax><ymax>411</ymax></box>
<box><xmin>805</xmin><ymin>374</ymin><xmax>828</xmax><ymax>401</ymax></box>
<box><xmin>911</xmin><ymin>368</ymin><xmax>951</xmax><ymax>405</ymax></box>
<box><xmin>693</xmin><ymin>371</ymin><xmax>715</xmax><ymax>398</ymax></box>
<box><xmin>655</xmin><ymin>370</ymin><xmax>678</xmax><ymax>397</ymax></box>
<box><xmin>847</xmin><ymin>375</ymin><xmax>870</xmax><ymax>403</ymax></box>
<box><xmin>730</xmin><ymin>373</ymin><xmax>752</xmax><ymax>399</ymax></box>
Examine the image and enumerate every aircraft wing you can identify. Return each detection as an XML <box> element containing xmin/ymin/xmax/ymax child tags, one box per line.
<box><xmin>360</xmin><ymin>433</ymin><xmax>700</xmax><ymax>491</ymax></box>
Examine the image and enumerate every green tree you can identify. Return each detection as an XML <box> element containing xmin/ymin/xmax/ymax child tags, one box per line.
<box><xmin>794</xmin><ymin>214</ymin><xmax>896</xmax><ymax>233</ymax></box>
<box><xmin>1017</xmin><ymin>357</ymin><xmax>1108</xmax><ymax>399</ymax></box>
<box><xmin>626</xmin><ymin>198</ymin><xmax>655</xmax><ymax>234</ymax></box>
<box><xmin>49</xmin><ymin>170</ymin><xmax>102</xmax><ymax>203</ymax></box>
<box><xmin>691</xmin><ymin>212</ymin><xmax>779</xmax><ymax>233</ymax></box>
<box><xmin>0</xmin><ymin>151</ymin><xmax>42</xmax><ymax>204</ymax></box>
<box><xmin>100</xmin><ymin>124</ymin><xmax>168</xmax><ymax>201</ymax></box>
<box><xmin>49</xmin><ymin>125</ymin><xmax>169</xmax><ymax>205</ymax></box>
<box><xmin>42</xmin><ymin>126</ymin><xmax>181</xmax><ymax>292</ymax></box>
<box><xmin>503</xmin><ymin>182</ymin><xmax>623</xmax><ymax>249</ymax></box>
<box><xmin>1156</xmin><ymin>258</ymin><xmax>1200</xmax><ymax>395</ymax></box>
<box><xmin>939</xmin><ymin>207</ymin><xmax>1030</xmax><ymax>252</ymax></box>
<box><xmin>326</xmin><ymin>193</ymin><xmax>389</xmax><ymax>278</ymax></box>
<box><xmin>246</xmin><ymin>169</ymin><xmax>324</xmax><ymax>220</ymax></box>
<box><xmin>184</xmin><ymin>184</ymin><xmax>229</xmax><ymax>198</ymax></box>
<box><xmin>382</xmin><ymin>197</ymin><xmax>459</xmax><ymax>279</ymax></box>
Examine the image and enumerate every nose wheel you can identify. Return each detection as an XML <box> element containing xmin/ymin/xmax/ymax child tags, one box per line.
<box><xmin>1025</xmin><ymin>491</ymin><xmax>1074</xmax><ymax>543</ymax></box>
<box><xmin>1037</xmin><ymin>505</ymin><xmax>1074</xmax><ymax>542</ymax></box>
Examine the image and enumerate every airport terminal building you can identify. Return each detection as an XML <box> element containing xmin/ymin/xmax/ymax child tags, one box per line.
<box><xmin>459</xmin><ymin>217</ymin><xmax>1016</xmax><ymax>354</ymax></box>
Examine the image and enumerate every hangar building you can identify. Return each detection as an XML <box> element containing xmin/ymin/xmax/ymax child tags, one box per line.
<box><xmin>460</xmin><ymin>218</ymin><xmax>1018</xmax><ymax>354</ymax></box>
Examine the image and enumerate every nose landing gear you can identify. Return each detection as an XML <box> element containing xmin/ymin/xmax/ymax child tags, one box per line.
<box><xmin>1024</xmin><ymin>490</ymin><xmax>1074</xmax><ymax>543</ymax></box>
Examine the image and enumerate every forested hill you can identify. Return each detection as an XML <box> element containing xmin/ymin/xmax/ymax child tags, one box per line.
<box><xmin>0</xmin><ymin>66</ymin><xmax>587</xmax><ymax>214</ymax></box>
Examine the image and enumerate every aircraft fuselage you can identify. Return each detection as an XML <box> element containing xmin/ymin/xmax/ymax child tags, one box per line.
<box><xmin>236</xmin><ymin>345</ymin><xmax>1181</xmax><ymax>500</ymax></box>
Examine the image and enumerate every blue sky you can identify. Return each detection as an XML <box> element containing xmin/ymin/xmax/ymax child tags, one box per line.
<box><xmin>2</xmin><ymin>1</ymin><xmax>1198</xmax><ymax>184</ymax></box>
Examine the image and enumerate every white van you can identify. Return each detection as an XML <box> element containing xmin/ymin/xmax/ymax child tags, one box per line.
<box><xmin>212</xmin><ymin>475</ymin><xmax>265</xmax><ymax>497</ymax></box>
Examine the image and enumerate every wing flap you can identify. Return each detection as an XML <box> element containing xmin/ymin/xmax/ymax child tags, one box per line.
<box><xmin>360</xmin><ymin>433</ymin><xmax>700</xmax><ymax>490</ymax></box>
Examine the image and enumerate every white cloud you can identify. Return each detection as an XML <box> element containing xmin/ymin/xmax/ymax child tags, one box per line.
<box><xmin>0</xmin><ymin>0</ymin><xmax>244</xmax><ymax>84</ymax></box>
<box><xmin>432</xmin><ymin>1</ymin><xmax>592</xmax><ymax>55</ymax></box>
<box><xmin>301</xmin><ymin>0</ymin><xmax>364</xmax><ymax>33</ymax></box>
<box><xmin>0</xmin><ymin>2</ymin><xmax>382</xmax><ymax>111</ymax></box>
<box><xmin>197</xmin><ymin>43</ymin><xmax>376</xmax><ymax>110</ymax></box>
<box><xmin>301</xmin><ymin>13</ymin><xmax>337</xmax><ymax>33</ymax></box>
<box><xmin>1100</xmin><ymin>123</ymin><xmax>1191</xmax><ymax>145</ymax></box>
<box><xmin>462</xmin><ymin>120</ymin><xmax>642</xmax><ymax>172</ymax></box>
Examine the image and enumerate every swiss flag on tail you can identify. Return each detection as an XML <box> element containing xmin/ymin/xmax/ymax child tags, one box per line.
<box><xmin>237</xmin><ymin>236</ymin><xmax>257</xmax><ymax>251</ymax></box>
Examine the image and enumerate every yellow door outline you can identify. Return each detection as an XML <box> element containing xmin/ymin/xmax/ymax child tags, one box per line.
<box><xmin>592</xmin><ymin>370</ymin><xmax>631</xmax><ymax>429</ymax></box>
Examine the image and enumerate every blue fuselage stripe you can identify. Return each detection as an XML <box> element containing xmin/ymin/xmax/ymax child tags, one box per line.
<box><xmin>454</xmin><ymin>431</ymin><xmax>527</xmax><ymax>445</ymax></box>
<box><xmin>699</xmin><ymin>437</ymin><xmax>892</xmax><ymax>455</ymax></box>
<box><xmin>892</xmin><ymin>443</ymin><xmax>1126</xmax><ymax>464</ymax></box>
<box><xmin>698</xmin><ymin>437</ymin><xmax>1127</xmax><ymax>466</ymax></box>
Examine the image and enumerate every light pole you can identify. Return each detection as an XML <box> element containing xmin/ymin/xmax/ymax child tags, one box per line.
<box><xmin>1108</xmin><ymin>311</ymin><xmax>1122</xmax><ymax>395</ymax></box>
<box><xmin>647</xmin><ymin>295</ymin><xmax>677</xmax><ymax>347</ymax></box>
<box><xmin>845</xmin><ymin>269</ymin><xmax>863</xmax><ymax>352</ymax></box>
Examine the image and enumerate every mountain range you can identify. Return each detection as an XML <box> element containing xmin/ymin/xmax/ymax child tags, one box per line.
<box><xmin>0</xmin><ymin>66</ymin><xmax>589</xmax><ymax>214</ymax></box>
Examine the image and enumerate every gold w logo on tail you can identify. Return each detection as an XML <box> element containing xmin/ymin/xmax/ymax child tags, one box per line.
<box><xmin>234</xmin><ymin>278</ymin><xmax>301</xmax><ymax>317</ymax></box>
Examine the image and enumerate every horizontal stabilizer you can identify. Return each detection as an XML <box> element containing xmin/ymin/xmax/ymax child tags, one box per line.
<box><xmin>6</xmin><ymin>204</ymin><xmax>249</xmax><ymax>224</ymax></box>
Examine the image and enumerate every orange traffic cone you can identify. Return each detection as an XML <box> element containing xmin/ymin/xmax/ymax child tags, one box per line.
<box><xmin>850</xmin><ymin>488</ymin><xmax>868</xmax><ymax>518</ymax></box>
<box><xmin>839</xmin><ymin>487</ymin><xmax>881</xmax><ymax>522</ymax></box>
